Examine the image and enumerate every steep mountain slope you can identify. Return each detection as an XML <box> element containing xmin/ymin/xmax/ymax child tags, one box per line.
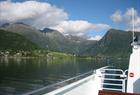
<box><xmin>84</xmin><ymin>29</ymin><xmax>140</xmax><ymax>57</ymax></box>
<box><xmin>0</xmin><ymin>23</ymin><xmax>94</xmax><ymax>53</ymax></box>
<box><xmin>41</xmin><ymin>29</ymin><xmax>79</xmax><ymax>53</ymax></box>
<box><xmin>2</xmin><ymin>23</ymin><xmax>137</xmax><ymax>57</ymax></box>
<box><xmin>0</xmin><ymin>23</ymin><xmax>48</xmax><ymax>48</ymax></box>
<box><xmin>66</xmin><ymin>35</ymin><xmax>97</xmax><ymax>54</ymax></box>
<box><xmin>0</xmin><ymin>29</ymin><xmax>39</xmax><ymax>51</ymax></box>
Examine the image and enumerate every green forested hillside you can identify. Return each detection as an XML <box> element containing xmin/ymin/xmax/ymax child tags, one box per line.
<box><xmin>0</xmin><ymin>23</ymin><xmax>95</xmax><ymax>54</ymax></box>
<box><xmin>0</xmin><ymin>29</ymin><xmax>39</xmax><ymax>51</ymax></box>
<box><xmin>1</xmin><ymin>23</ymin><xmax>140</xmax><ymax>57</ymax></box>
<box><xmin>83</xmin><ymin>29</ymin><xmax>140</xmax><ymax>57</ymax></box>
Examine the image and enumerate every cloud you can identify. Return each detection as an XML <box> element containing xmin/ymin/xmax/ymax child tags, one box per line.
<box><xmin>0</xmin><ymin>1</ymin><xmax>111</xmax><ymax>36</ymax></box>
<box><xmin>52</xmin><ymin>20</ymin><xmax>110</xmax><ymax>36</ymax></box>
<box><xmin>111</xmin><ymin>8</ymin><xmax>140</xmax><ymax>32</ymax></box>
<box><xmin>88</xmin><ymin>35</ymin><xmax>102</xmax><ymax>41</ymax></box>
<box><xmin>0</xmin><ymin>1</ymin><xmax>68</xmax><ymax>29</ymax></box>
<box><xmin>111</xmin><ymin>10</ymin><xmax>122</xmax><ymax>23</ymax></box>
<box><xmin>124</xmin><ymin>8</ymin><xmax>140</xmax><ymax>31</ymax></box>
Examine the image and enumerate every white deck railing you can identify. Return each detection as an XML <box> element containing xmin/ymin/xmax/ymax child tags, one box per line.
<box><xmin>99</xmin><ymin>67</ymin><xmax>128</xmax><ymax>92</ymax></box>
<box><xmin>22</xmin><ymin>66</ymin><xmax>128</xmax><ymax>95</ymax></box>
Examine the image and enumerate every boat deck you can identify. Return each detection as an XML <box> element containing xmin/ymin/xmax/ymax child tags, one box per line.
<box><xmin>46</xmin><ymin>74</ymin><xmax>102</xmax><ymax>95</ymax></box>
<box><xmin>98</xmin><ymin>90</ymin><xmax>140</xmax><ymax>95</ymax></box>
<box><xmin>22</xmin><ymin>66</ymin><xmax>140</xmax><ymax>95</ymax></box>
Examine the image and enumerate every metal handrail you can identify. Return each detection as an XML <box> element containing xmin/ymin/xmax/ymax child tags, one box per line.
<box><xmin>102</xmin><ymin>73</ymin><xmax>123</xmax><ymax>76</ymax></box>
<box><xmin>22</xmin><ymin>70</ymin><xmax>93</xmax><ymax>95</ymax></box>
<box><xmin>102</xmin><ymin>69</ymin><xmax>124</xmax><ymax>72</ymax></box>
<box><xmin>100</xmin><ymin>68</ymin><xmax>128</xmax><ymax>92</ymax></box>
<box><xmin>102</xmin><ymin>83</ymin><xmax>122</xmax><ymax>86</ymax></box>
<box><xmin>102</xmin><ymin>87</ymin><xmax>122</xmax><ymax>92</ymax></box>
<box><xmin>101</xmin><ymin>78</ymin><xmax>123</xmax><ymax>81</ymax></box>
<box><xmin>22</xmin><ymin>66</ymin><xmax>128</xmax><ymax>95</ymax></box>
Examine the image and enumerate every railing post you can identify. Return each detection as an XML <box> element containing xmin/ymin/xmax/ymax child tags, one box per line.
<box><xmin>120</xmin><ymin>70</ymin><xmax>127</xmax><ymax>92</ymax></box>
<box><xmin>122</xmin><ymin>79</ymin><xmax>125</xmax><ymax>92</ymax></box>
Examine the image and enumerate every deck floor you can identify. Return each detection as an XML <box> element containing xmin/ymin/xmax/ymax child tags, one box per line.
<box><xmin>46</xmin><ymin>74</ymin><xmax>102</xmax><ymax>95</ymax></box>
<box><xmin>98</xmin><ymin>90</ymin><xmax>140</xmax><ymax>95</ymax></box>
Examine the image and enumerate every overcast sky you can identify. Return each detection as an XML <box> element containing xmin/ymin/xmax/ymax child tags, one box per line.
<box><xmin>0</xmin><ymin>0</ymin><xmax>140</xmax><ymax>40</ymax></box>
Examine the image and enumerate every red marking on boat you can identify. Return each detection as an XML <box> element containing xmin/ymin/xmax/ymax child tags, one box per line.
<box><xmin>129</xmin><ymin>73</ymin><xmax>134</xmax><ymax>77</ymax></box>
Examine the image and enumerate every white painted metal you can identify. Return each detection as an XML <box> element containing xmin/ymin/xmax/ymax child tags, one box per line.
<box><xmin>127</xmin><ymin>43</ymin><xmax>140</xmax><ymax>93</ymax></box>
<box><xmin>126</xmin><ymin>8</ymin><xmax>140</xmax><ymax>93</ymax></box>
<box><xmin>46</xmin><ymin>69</ymin><xmax>103</xmax><ymax>95</ymax></box>
<box><xmin>102</xmin><ymin>87</ymin><xmax>122</xmax><ymax>92</ymax></box>
<box><xmin>45</xmin><ymin>66</ymin><xmax>128</xmax><ymax>95</ymax></box>
<box><xmin>100</xmin><ymin>68</ymin><xmax>127</xmax><ymax>92</ymax></box>
<box><xmin>22</xmin><ymin>70</ymin><xmax>93</xmax><ymax>95</ymax></box>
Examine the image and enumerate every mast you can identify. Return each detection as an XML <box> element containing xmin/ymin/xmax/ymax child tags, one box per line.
<box><xmin>132</xmin><ymin>8</ymin><xmax>135</xmax><ymax>43</ymax></box>
<box><xmin>127</xmin><ymin>8</ymin><xmax>140</xmax><ymax>94</ymax></box>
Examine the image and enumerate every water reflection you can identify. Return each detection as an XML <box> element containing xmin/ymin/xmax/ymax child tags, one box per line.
<box><xmin>0</xmin><ymin>57</ymin><xmax>128</xmax><ymax>95</ymax></box>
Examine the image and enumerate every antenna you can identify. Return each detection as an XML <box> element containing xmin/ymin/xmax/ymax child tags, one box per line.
<box><xmin>132</xmin><ymin>8</ymin><xmax>135</xmax><ymax>43</ymax></box>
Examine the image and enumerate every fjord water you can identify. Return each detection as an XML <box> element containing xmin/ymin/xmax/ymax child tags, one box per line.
<box><xmin>0</xmin><ymin>57</ymin><xmax>128</xmax><ymax>95</ymax></box>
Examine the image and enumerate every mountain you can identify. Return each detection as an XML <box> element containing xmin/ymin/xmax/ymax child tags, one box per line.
<box><xmin>0</xmin><ymin>23</ymin><xmax>49</xmax><ymax>48</ymax></box>
<box><xmin>41</xmin><ymin>28</ymin><xmax>79</xmax><ymax>53</ymax></box>
<box><xmin>0</xmin><ymin>29</ymin><xmax>39</xmax><ymax>51</ymax></box>
<box><xmin>83</xmin><ymin>29</ymin><xmax>140</xmax><ymax>57</ymax></box>
<box><xmin>40</xmin><ymin>28</ymin><xmax>55</xmax><ymax>33</ymax></box>
<box><xmin>0</xmin><ymin>23</ymin><xmax>94</xmax><ymax>54</ymax></box>
<box><xmin>1</xmin><ymin>23</ymin><xmax>138</xmax><ymax>57</ymax></box>
<box><xmin>40</xmin><ymin>28</ymin><xmax>97</xmax><ymax>54</ymax></box>
<box><xmin>66</xmin><ymin>35</ymin><xmax>97</xmax><ymax>54</ymax></box>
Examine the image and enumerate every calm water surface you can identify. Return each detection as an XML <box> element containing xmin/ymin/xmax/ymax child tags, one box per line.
<box><xmin>0</xmin><ymin>57</ymin><xmax>128</xmax><ymax>95</ymax></box>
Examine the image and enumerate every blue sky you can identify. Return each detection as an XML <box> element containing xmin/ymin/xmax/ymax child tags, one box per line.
<box><xmin>47</xmin><ymin>0</ymin><xmax>139</xmax><ymax>20</ymax></box>
<box><xmin>0</xmin><ymin>0</ymin><xmax>140</xmax><ymax>40</ymax></box>
<box><xmin>44</xmin><ymin>0</ymin><xmax>140</xmax><ymax>36</ymax></box>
